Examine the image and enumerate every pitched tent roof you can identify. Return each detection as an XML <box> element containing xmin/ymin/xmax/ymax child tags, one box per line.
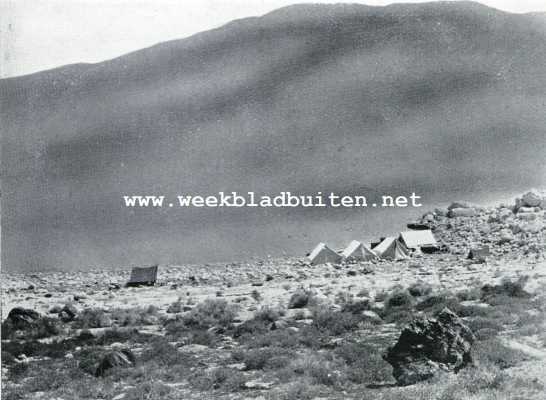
<box><xmin>399</xmin><ymin>230</ymin><xmax>437</xmax><ymax>249</ymax></box>
<box><xmin>374</xmin><ymin>237</ymin><xmax>410</xmax><ymax>260</ymax></box>
<box><xmin>308</xmin><ymin>242</ymin><xmax>342</xmax><ymax>265</ymax></box>
<box><xmin>127</xmin><ymin>265</ymin><xmax>158</xmax><ymax>286</ymax></box>
<box><xmin>341</xmin><ymin>240</ymin><xmax>378</xmax><ymax>261</ymax></box>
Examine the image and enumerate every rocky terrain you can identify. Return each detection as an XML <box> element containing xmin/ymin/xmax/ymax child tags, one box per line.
<box><xmin>2</xmin><ymin>190</ymin><xmax>546</xmax><ymax>400</ymax></box>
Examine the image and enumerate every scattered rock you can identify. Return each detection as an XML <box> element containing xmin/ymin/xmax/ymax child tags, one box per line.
<box><xmin>384</xmin><ymin>308</ymin><xmax>475</xmax><ymax>386</ymax></box>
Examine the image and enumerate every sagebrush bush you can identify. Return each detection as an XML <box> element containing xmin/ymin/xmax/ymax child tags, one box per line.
<box><xmin>408</xmin><ymin>281</ymin><xmax>433</xmax><ymax>297</ymax></box>
<box><xmin>288</xmin><ymin>288</ymin><xmax>316</xmax><ymax>309</ymax></box>
<box><xmin>73</xmin><ymin>308</ymin><xmax>112</xmax><ymax>329</ymax></box>
<box><xmin>473</xmin><ymin>338</ymin><xmax>529</xmax><ymax>369</ymax></box>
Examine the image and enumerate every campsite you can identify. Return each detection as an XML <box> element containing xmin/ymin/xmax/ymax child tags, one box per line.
<box><xmin>2</xmin><ymin>191</ymin><xmax>546</xmax><ymax>400</ymax></box>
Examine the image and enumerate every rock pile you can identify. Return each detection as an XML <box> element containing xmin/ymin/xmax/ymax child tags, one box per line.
<box><xmin>384</xmin><ymin>308</ymin><xmax>475</xmax><ymax>386</ymax></box>
<box><xmin>417</xmin><ymin>190</ymin><xmax>546</xmax><ymax>260</ymax></box>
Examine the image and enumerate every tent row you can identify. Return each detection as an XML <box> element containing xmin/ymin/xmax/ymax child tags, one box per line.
<box><xmin>308</xmin><ymin>229</ymin><xmax>440</xmax><ymax>265</ymax></box>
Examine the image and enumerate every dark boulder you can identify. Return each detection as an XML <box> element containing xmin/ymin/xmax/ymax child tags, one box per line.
<box><xmin>59</xmin><ymin>303</ymin><xmax>78</xmax><ymax>322</ymax></box>
<box><xmin>95</xmin><ymin>349</ymin><xmax>136</xmax><ymax>377</ymax></box>
<box><xmin>384</xmin><ymin>308</ymin><xmax>475</xmax><ymax>386</ymax></box>
<box><xmin>2</xmin><ymin>307</ymin><xmax>59</xmax><ymax>339</ymax></box>
<box><xmin>4</xmin><ymin>307</ymin><xmax>41</xmax><ymax>330</ymax></box>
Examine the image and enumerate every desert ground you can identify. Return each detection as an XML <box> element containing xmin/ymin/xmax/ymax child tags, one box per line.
<box><xmin>2</xmin><ymin>191</ymin><xmax>546</xmax><ymax>400</ymax></box>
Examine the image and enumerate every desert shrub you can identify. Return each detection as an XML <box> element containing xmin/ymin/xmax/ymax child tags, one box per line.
<box><xmin>473</xmin><ymin>338</ymin><xmax>529</xmax><ymax>369</ymax></box>
<box><xmin>271</xmin><ymin>380</ymin><xmax>322</xmax><ymax>400</ymax></box>
<box><xmin>334</xmin><ymin>342</ymin><xmax>392</xmax><ymax>384</ymax></box>
<box><xmin>243</xmin><ymin>328</ymin><xmax>300</xmax><ymax>349</ymax></box>
<box><xmin>167</xmin><ymin>298</ymin><xmax>182</xmax><ymax>313</ymax></box>
<box><xmin>73</xmin><ymin>308</ymin><xmax>112</xmax><ymax>329</ymax></box>
<box><xmin>77</xmin><ymin>346</ymin><xmax>107</xmax><ymax>375</ymax></box>
<box><xmin>456</xmin><ymin>287</ymin><xmax>481</xmax><ymax>301</ymax></box>
<box><xmin>340</xmin><ymin>299</ymin><xmax>370</xmax><ymax>314</ymax></box>
<box><xmin>334</xmin><ymin>291</ymin><xmax>354</xmax><ymax>306</ymax></box>
<box><xmin>2</xmin><ymin>338</ymin><xmax>75</xmax><ymax>361</ymax></box>
<box><xmin>184</xmin><ymin>299</ymin><xmax>237</xmax><ymax>328</ymax></box>
<box><xmin>185</xmin><ymin>329</ymin><xmax>217</xmax><ymax>346</ymax></box>
<box><xmin>231</xmin><ymin>318</ymin><xmax>270</xmax><ymax>337</ymax></box>
<box><xmin>312</xmin><ymin>308</ymin><xmax>361</xmax><ymax>336</ymax></box>
<box><xmin>481</xmin><ymin>276</ymin><xmax>531</xmax><ymax>302</ymax></box>
<box><xmin>168</xmin><ymin>299</ymin><xmax>237</xmax><ymax>333</ymax></box>
<box><xmin>254</xmin><ymin>305</ymin><xmax>285</xmax><ymax>322</ymax></box>
<box><xmin>448</xmin><ymin>364</ymin><xmax>506</xmax><ymax>395</ymax></box>
<box><xmin>473</xmin><ymin>328</ymin><xmax>500</xmax><ymax>341</ymax></box>
<box><xmin>123</xmin><ymin>381</ymin><xmax>174</xmax><ymax>400</ymax></box>
<box><xmin>385</xmin><ymin>289</ymin><xmax>414</xmax><ymax>309</ymax></box>
<box><xmin>95</xmin><ymin>327</ymin><xmax>143</xmax><ymax>346</ymax></box>
<box><xmin>288</xmin><ymin>288</ymin><xmax>317</xmax><ymax>309</ymax></box>
<box><xmin>191</xmin><ymin>367</ymin><xmax>246</xmax><ymax>391</ymax></box>
<box><xmin>231</xmin><ymin>305</ymin><xmax>285</xmax><ymax>338</ymax></box>
<box><xmin>466</xmin><ymin>317</ymin><xmax>503</xmax><ymax>334</ymax></box>
<box><xmin>379</xmin><ymin>289</ymin><xmax>416</xmax><ymax>324</ymax></box>
<box><xmin>140</xmin><ymin>336</ymin><xmax>193</xmax><ymax>366</ymax></box>
<box><xmin>8</xmin><ymin>359</ymin><xmax>75</xmax><ymax>393</ymax></box>
<box><xmin>232</xmin><ymin>347</ymin><xmax>291</xmax><ymax>370</ymax></box>
<box><xmin>456</xmin><ymin>304</ymin><xmax>493</xmax><ymax>318</ymax></box>
<box><xmin>287</xmin><ymin>352</ymin><xmax>347</xmax><ymax>387</ymax></box>
<box><xmin>415</xmin><ymin>292</ymin><xmax>461</xmax><ymax>315</ymax></box>
<box><xmin>408</xmin><ymin>281</ymin><xmax>433</xmax><ymax>297</ymax></box>
<box><xmin>110</xmin><ymin>306</ymin><xmax>159</xmax><ymax>327</ymax></box>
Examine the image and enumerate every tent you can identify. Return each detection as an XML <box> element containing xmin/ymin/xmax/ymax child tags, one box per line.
<box><xmin>399</xmin><ymin>230</ymin><xmax>438</xmax><ymax>251</ymax></box>
<box><xmin>127</xmin><ymin>265</ymin><xmax>158</xmax><ymax>287</ymax></box>
<box><xmin>308</xmin><ymin>242</ymin><xmax>342</xmax><ymax>265</ymax></box>
<box><xmin>341</xmin><ymin>240</ymin><xmax>378</xmax><ymax>261</ymax></box>
<box><xmin>467</xmin><ymin>246</ymin><xmax>490</xmax><ymax>261</ymax></box>
<box><xmin>373</xmin><ymin>237</ymin><xmax>410</xmax><ymax>260</ymax></box>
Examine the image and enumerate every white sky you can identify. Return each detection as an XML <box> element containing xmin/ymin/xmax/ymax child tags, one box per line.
<box><xmin>1</xmin><ymin>0</ymin><xmax>545</xmax><ymax>78</ymax></box>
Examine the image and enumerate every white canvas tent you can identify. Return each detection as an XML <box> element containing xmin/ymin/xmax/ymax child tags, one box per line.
<box><xmin>399</xmin><ymin>230</ymin><xmax>437</xmax><ymax>250</ymax></box>
<box><xmin>308</xmin><ymin>242</ymin><xmax>342</xmax><ymax>265</ymax></box>
<box><xmin>373</xmin><ymin>237</ymin><xmax>410</xmax><ymax>260</ymax></box>
<box><xmin>341</xmin><ymin>240</ymin><xmax>378</xmax><ymax>261</ymax></box>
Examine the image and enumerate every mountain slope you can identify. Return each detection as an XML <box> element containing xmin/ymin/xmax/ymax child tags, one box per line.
<box><xmin>2</xmin><ymin>1</ymin><xmax>546</xmax><ymax>271</ymax></box>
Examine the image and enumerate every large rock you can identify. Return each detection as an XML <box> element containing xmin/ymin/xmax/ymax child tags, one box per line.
<box><xmin>384</xmin><ymin>308</ymin><xmax>475</xmax><ymax>386</ymax></box>
<box><xmin>2</xmin><ymin>307</ymin><xmax>60</xmax><ymax>339</ymax></box>
<box><xmin>521</xmin><ymin>190</ymin><xmax>543</xmax><ymax>208</ymax></box>
<box><xmin>95</xmin><ymin>349</ymin><xmax>136</xmax><ymax>377</ymax></box>
<box><xmin>4</xmin><ymin>307</ymin><xmax>41</xmax><ymax>330</ymax></box>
